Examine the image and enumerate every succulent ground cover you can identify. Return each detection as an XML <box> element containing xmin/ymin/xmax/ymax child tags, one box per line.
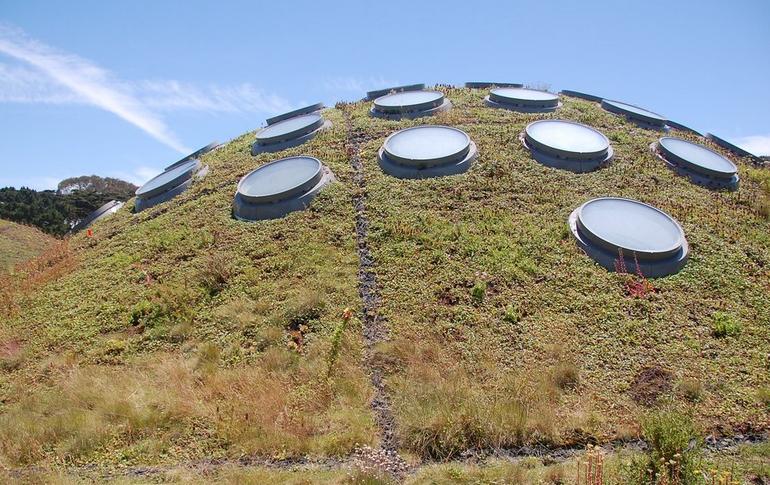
<box><xmin>0</xmin><ymin>87</ymin><xmax>768</xmax><ymax>483</ymax></box>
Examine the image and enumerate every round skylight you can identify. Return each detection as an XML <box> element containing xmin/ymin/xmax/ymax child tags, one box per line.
<box><xmin>601</xmin><ymin>99</ymin><xmax>667</xmax><ymax>128</ymax></box>
<box><xmin>526</xmin><ymin>120</ymin><xmax>610</xmax><ymax>160</ymax></box>
<box><xmin>383</xmin><ymin>126</ymin><xmax>470</xmax><ymax>167</ymax></box>
<box><xmin>72</xmin><ymin>200</ymin><xmax>123</xmax><ymax>232</ymax></box>
<box><xmin>135</xmin><ymin>159</ymin><xmax>205</xmax><ymax>212</ymax></box>
<box><xmin>366</xmin><ymin>83</ymin><xmax>425</xmax><ymax>101</ymax></box>
<box><xmin>233</xmin><ymin>156</ymin><xmax>334</xmax><ymax>221</ymax></box>
<box><xmin>655</xmin><ymin>137</ymin><xmax>739</xmax><ymax>190</ymax></box>
<box><xmin>378</xmin><ymin>125</ymin><xmax>477</xmax><ymax>178</ymax></box>
<box><xmin>252</xmin><ymin>112</ymin><xmax>331</xmax><ymax>154</ymax></box>
<box><xmin>374</xmin><ymin>90</ymin><xmax>443</xmax><ymax>113</ymax></box>
<box><xmin>237</xmin><ymin>156</ymin><xmax>322</xmax><ymax>203</ymax></box>
<box><xmin>165</xmin><ymin>142</ymin><xmax>219</xmax><ymax>171</ymax></box>
<box><xmin>568</xmin><ymin>197</ymin><xmax>689</xmax><ymax>277</ymax></box>
<box><xmin>706</xmin><ymin>133</ymin><xmax>762</xmax><ymax>163</ymax></box>
<box><xmin>659</xmin><ymin>138</ymin><xmax>737</xmax><ymax>178</ymax></box>
<box><xmin>255</xmin><ymin>114</ymin><xmax>324</xmax><ymax>145</ymax></box>
<box><xmin>136</xmin><ymin>159</ymin><xmax>199</xmax><ymax>199</ymax></box>
<box><xmin>485</xmin><ymin>87</ymin><xmax>560</xmax><ymax>112</ymax></box>
<box><xmin>578</xmin><ymin>198</ymin><xmax>684</xmax><ymax>258</ymax></box>
<box><xmin>266</xmin><ymin>103</ymin><xmax>324</xmax><ymax>126</ymax></box>
<box><xmin>560</xmin><ymin>89</ymin><xmax>602</xmax><ymax>102</ymax></box>
<box><xmin>523</xmin><ymin>120</ymin><xmax>613</xmax><ymax>172</ymax></box>
<box><xmin>465</xmin><ymin>82</ymin><xmax>523</xmax><ymax>88</ymax></box>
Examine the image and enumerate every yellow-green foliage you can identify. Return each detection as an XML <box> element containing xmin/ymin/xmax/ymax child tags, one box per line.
<box><xmin>0</xmin><ymin>219</ymin><xmax>55</xmax><ymax>272</ymax></box>
<box><xmin>1</xmin><ymin>89</ymin><xmax>769</xmax><ymax>472</ymax></box>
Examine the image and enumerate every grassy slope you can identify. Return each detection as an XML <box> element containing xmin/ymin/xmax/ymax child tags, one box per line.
<box><xmin>351</xmin><ymin>88</ymin><xmax>770</xmax><ymax>458</ymax></box>
<box><xmin>0</xmin><ymin>219</ymin><xmax>55</xmax><ymax>272</ymax></box>
<box><xmin>0</xmin><ymin>88</ymin><xmax>769</xmax><ymax>473</ymax></box>
<box><xmin>0</xmin><ymin>109</ymin><xmax>377</xmax><ymax>467</ymax></box>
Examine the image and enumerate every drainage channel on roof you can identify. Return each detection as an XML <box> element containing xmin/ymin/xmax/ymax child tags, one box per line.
<box><xmin>601</xmin><ymin>99</ymin><xmax>668</xmax><ymax>130</ymax></box>
<box><xmin>559</xmin><ymin>90</ymin><xmax>603</xmax><ymax>102</ymax></box>
<box><xmin>366</xmin><ymin>83</ymin><xmax>425</xmax><ymax>101</ymax></box>
<box><xmin>568</xmin><ymin>197</ymin><xmax>689</xmax><ymax>277</ymax></box>
<box><xmin>465</xmin><ymin>82</ymin><xmax>523</xmax><ymax>89</ymax></box>
<box><xmin>523</xmin><ymin>120</ymin><xmax>613</xmax><ymax>172</ymax></box>
<box><xmin>484</xmin><ymin>87</ymin><xmax>560</xmax><ymax>113</ymax></box>
<box><xmin>71</xmin><ymin>200</ymin><xmax>124</xmax><ymax>232</ymax></box>
<box><xmin>378</xmin><ymin>125</ymin><xmax>477</xmax><ymax>179</ymax></box>
<box><xmin>266</xmin><ymin>103</ymin><xmax>324</xmax><ymax>125</ymax></box>
<box><xmin>165</xmin><ymin>142</ymin><xmax>220</xmax><ymax>171</ymax></box>
<box><xmin>233</xmin><ymin>156</ymin><xmax>334</xmax><ymax>221</ymax></box>
<box><xmin>706</xmin><ymin>133</ymin><xmax>763</xmax><ymax>163</ymax></box>
<box><xmin>370</xmin><ymin>90</ymin><xmax>452</xmax><ymax>119</ymax></box>
<box><xmin>135</xmin><ymin>159</ymin><xmax>207</xmax><ymax>212</ymax></box>
<box><xmin>654</xmin><ymin>137</ymin><xmax>739</xmax><ymax>190</ymax></box>
<box><xmin>252</xmin><ymin>112</ymin><xmax>332</xmax><ymax>155</ymax></box>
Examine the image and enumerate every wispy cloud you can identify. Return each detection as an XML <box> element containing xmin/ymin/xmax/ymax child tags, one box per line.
<box><xmin>0</xmin><ymin>24</ymin><xmax>190</xmax><ymax>153</ymax></box>
<box><xmin>733</xmin><ymin>134</ymin><xmax>770</xmax><ymax>156</ymax></box>
<box><xmin>323</xmin><ymin>75</ymin><xmax>401</xmax><ymax>94</ymax></box>
<box><xmin>135</xmin><ymin>80</ymin><xmax>292</xmax><ymax>114</ymax></box>
<box><xmin>0</xmin><ymin>24</ymin><xmax>293</xmax><ymax>153</ymax></box>
<box><xmin>0</xmin><ymin>63</ymin><xmax>80</xmax><ymax>103</ymax></box>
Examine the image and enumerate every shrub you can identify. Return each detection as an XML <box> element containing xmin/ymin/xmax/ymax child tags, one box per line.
<box><xmin>640</xmin><ymin>409</ymin><xmax>700</xmax><ymax>483</ymax></box>
<box><xmin>677</xmin><ymin>378</ymin><xmax>703</xmax><ymax>403</ymax></box>
<box><xmin>197</xmin><ymin>252</ymin><xmax>235</xmax><ymax>296</ymax></box>
<box><xmin>711</xmin><ymin>312</ymin><xmax>741</xmax><ymax>338</ymax></box>
<box><xmin>553</xmin><ymin>361</ymin><xmax>580</xmax><ymax>391</ymax></box>
<box><xmin>471</xmin><ymin>281</ymin><xmax>486</xmax><ymax>304</ymax></box>
<box><xmin>503</xmin><ymin>304</ymin><xmax>521</xmax><ymax>324</ymax></box>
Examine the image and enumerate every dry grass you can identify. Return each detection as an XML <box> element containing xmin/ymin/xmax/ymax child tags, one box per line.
<box><xmin>386</xmin><ymin>334</ymin><xmax>563</xmax><ymax>459</ymax></box>
<box><xmin>0</xmin><ymin>239</ymin><xmax>74</xmax><ymax>318</ymax></box>
<box><xmin>0</xmin><ymin>348</ymin><xmax>374</xmax><ymax>467</ymax></box>
<box><xmin>0</xmin><ymin>219</ymin><xmax>55</xmax><ymax>273</ymax></box>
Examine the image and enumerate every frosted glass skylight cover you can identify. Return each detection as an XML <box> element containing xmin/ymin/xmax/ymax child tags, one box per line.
<box><xmin>136</xmin><ymin>159</ymin><xmax>198</xmax><ymax>197</ymax></box>
<box><xmin>384</xmin><ymin>126</ymin><xmax>470</xmax><ymax>165</ymax></box>
<box><xmin>659</xmin><ymin>137</ymin><xmax>737</xmax><ymax>176</ymax></box>
<box><xmin>256</xmin><ymin>114</ymin><xmax>322</xmax><ymax>142</ymax></box>
<box><xmin>578</xmin><ymin>198</ymin><xmax>684</xmax><ymax>255</ymax></box>
<box><xmin>526</xmin><ymin>120</ymin><xmax>609</xmax><ymax>157</ymax></box>
<box><xmin>238</xmin><ymin>156</ymin><xmax>321</xmax><ymax>202</ymax></box>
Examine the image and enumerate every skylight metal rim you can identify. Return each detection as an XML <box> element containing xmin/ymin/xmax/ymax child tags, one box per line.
<box><xmin>165</xmin><ymin>142</ymin><xmax>220</xmax><ymax>171</ymax></box>
<box><xmin>236</xmin><ymin>156</ymin><xmax>324</xmax><ymax>204</ymax></box>
<box><xmin>382</xmin><ymin>125</ymin><xmax>472</xmax><ymax>168</ymax></box>
<box><xmin>524</xmin><ymin>120</ymin><xmax>611</xmax><ymax>160</ymax></box>
<box><xmin>377</xmin><ymin>141</ymin><xmax>478</xmax><ymax>179</ymax></box>
<box><xmin>706</xmin><ymin>133</ymin><xmax>761</xmax><ymax>162</ymax></box>
<box><xmin>366</xmin><ymin>83</ymin><xmax>425</xmax><ymax>101</ymax></box>
<box><xmin>255</xmin><ymin>114</ymin><xmax>325</xmax><ymax>145</ymax></box>
<box><xmin>601</xmin><ymin>99</ymin><xmax>667</xmax><ymax>126</ymax></box>
<box><xmin>135</xmin><ymin>159</ymin><xmax>200</xmax><ymax>199</ymax></box>
<box><xmin>658</xmin><ymin>137</ymin><xmax>738</xmax><ymax>179</ymax></box>
<box><xmin>575</xmin><ymin>197</ymin><xmax>686</xmax><ymax>261</ymax></box>
<box><xmin>484</xmin><ymin>96</ymin><xmax>561</xmax><ymax>113</ymax></box>
<box><xmin>559</xmin><ymin>90</ymin><xmax>603</xmax><ymax>102</ymax></box>
<box><xmin>266</xmin><ymin>103</ymin><xmax>324</xmax><ymax>126</ymax></box>
<box><xmin>71</xmin><ymin>200</ymin><xmax>123</xmax><ymax>232</ymax></box>
<box><xmin>465</xmin><ymin>82</ymin><xmax>524</xmax><ymax>89</ymax></box>
<box><xmin>568</xmin><ymin>207</ymin><xmax>689</xmax><ymax>278</ymax></box>
<box><xmin>489</xmin><ymin>88</ymin><xmax>559</xmax><ymax>108</ymax></box>
<box><xmin>373</xmin><ymin>90</ymin><xmax>445</xmax><ymax>114</ymax></box>
<box><xmin>232</xmin><ymin>167</ymin><xmax>334</xmax><ymax>221</ymax></box>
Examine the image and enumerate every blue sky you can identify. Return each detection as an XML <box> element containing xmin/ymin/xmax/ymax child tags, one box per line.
<box><xmin>1</xmin><ymin>0</ymin><xmax>769</xmax><ymax>190</ymax></box>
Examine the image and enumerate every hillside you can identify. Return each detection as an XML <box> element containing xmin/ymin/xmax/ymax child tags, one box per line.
<box><xmin>1</xmin><ymin>87</ymin><xmax>769</xmax><ymax>483</ymax></box>
<box><xmin>0</xmin><ymin>219</ymin><xmax>55</xmax><ymax>272</ymax></box>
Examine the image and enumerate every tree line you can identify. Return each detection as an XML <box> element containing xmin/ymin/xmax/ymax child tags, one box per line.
<box><xmin>0</xmin><ymin>176</ymin><xmax>137</xmax><ymax>237</ymax></box>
